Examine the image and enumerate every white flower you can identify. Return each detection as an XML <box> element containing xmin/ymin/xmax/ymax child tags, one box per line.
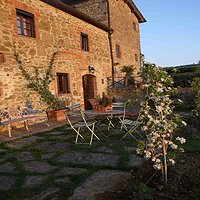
<box><xmin>161</xmin><ymin>78</ymin><xmax>165</xmax><ymax>82</ymax></box>
<box><xmin>181</xmin><ymin>121</ymin><xmax>187</xmax><ymax>126</ymax></box>
<box><xmin>179</xmin><ymin>148</ymin><xmax>185</xmax><ymax>153</ymax></box>
<box><xmin>177</xmin><ymin>99</ymin><xmax>183</xmax><ymax>103</ymax></box>
<box><xmin>157</xmin><ymin>87</ymin><xmax>163</xmax><ymax>92</ymax></box>
<box><xmin>176</xmin><ymin>137</ymin><xmax>186</xmax><ymax>144</ymax></box>
<box><xmin>144</xmin><ymin>151</ymin><xmax>151</xmax><ymax>160</ymax></box>
<box><xmin>157</xmin><ymin>83</ymin><xmax>163</xmax><ymax>88</ymax></box>
<box><xmin>155</xmin><ymin>159</ymin><xmax>161</xmax><ymax>163</ymax></box>
<box><xmin>171</xmin><ymin>144</ymin><xmax>178</xmax><ymax>149</ymax></box>
<box><xmin>136</xmin><ymin>148</ymin><xmax>141</xmax><ymax>154</ymax></box>
<box><xmin>142</xmin><ymin>126</ymin><xmax>148</xmax><ymax>131</ymax></box>
<box><xmin>156</xmin><ymin>106</ymin><xmax>163</xmax><ymax>113</ymax></box>
<box><xmin>169</xmin><ymin>159</ymin><xmax>175</xmax><ymax>165</ymax></box>
<box><xmin>152</xmin><ymin>157</ymin><xmax>156</xmax><ymax>162</ymax></box>
<box><xmin>153</xmin><ymin>163</ymin><xmax>162</xmax><ymax>170</ymax></box>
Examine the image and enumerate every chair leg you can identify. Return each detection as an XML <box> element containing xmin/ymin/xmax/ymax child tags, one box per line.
<box><xmin>8</xmin><ymin>124</ymin><xmax>12</xmax><ymax>138</ymax></box>
<box><xmin>45</xmin><ymin>119</ymin><xmax>49</xmax><ymax>127</ymax></box>
<box><xmin>72</xmin><ymin>127</ymin><xmax>84</xmax><ymax>144</ymax></box>
<box><xmin>24</xmin><ymin>121</ymin><xmax>29</xmax><ymax>131</ymax></box>
<box><xmin>121</xmin><ymin>126</ymin><xmax>139</xmax><ymax>142</ymax></box>
<box><xmin>107</xmin><ymin>117</ymin><xmax>115</xmax><ymax>130</ymax></box>
<box><xmin>89</xmin><ymin>124</ymin><xmax>100</xmax><ymax>145</ymax></box>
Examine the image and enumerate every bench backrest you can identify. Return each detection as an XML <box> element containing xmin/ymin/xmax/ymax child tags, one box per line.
<box><xmin>0</xmin><ymin>108</ymin><xmax>23</xmax><ymax>122</ymax></box>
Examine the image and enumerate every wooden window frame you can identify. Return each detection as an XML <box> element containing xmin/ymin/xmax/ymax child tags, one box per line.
<box><xmin>57</xmin><ymin>73</ymin><xmax>70</xmax><ymax>94</ymax></box>
<box><xmin>135</xmin><ymin>54</ymin><xmax>138</xmax><ymax>62</ymax></box>
<box><xmin>133</xmin><ymin>22</ymin><xmax>137</xmax><ymax>31</ymax></box>
<box><xmin>81</xmin><ymin>33</ymin><xmax>89</xmax><ymax>51</ymax></box>
<box><xmin>116</xmin><ymin>44</ymin><xmax>121</xmax><ymax>58</ymax></box>
<box><xmin>16</xmin><ymin>9</ymin><xmax>35</xmax><ymax>37</ymax></box>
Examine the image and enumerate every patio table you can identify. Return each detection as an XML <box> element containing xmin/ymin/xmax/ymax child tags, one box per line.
<box><xmin>83</xmin><ymin>110</ymin><xmax>124</xmax><ymax>129</ymax></box>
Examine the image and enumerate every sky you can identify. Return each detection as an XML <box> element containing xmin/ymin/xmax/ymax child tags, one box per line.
<box><xmin>133</xmin><ymin>0</ymin><xmax>200</xmax><ymax>67</ymax></box>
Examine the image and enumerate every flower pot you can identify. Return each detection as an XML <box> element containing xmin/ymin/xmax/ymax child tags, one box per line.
<box><xmin>137</xmin><ymin>83</ymin><xmax>144</xmax><ymax>89</ymax></box>
<box><xmin>93</xmin><ymin>105</ymin><xmax>113</xmax><ymax>112</ymax></box>
<box><xmin>46</xmin><ymin>108</ymin><xmax>69</xmax><ymax>121</ymax></box>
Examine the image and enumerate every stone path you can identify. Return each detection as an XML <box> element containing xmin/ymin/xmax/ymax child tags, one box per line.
<box><xmin>0</xmin><ymin>126</ymin><xmax>143</xmax><ymax>199</ymax></box>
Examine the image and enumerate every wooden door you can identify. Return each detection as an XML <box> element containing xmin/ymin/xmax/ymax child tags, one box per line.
<box><xmin>82</xmin><ymin>74</ymin><xmax>97</xmax><ymax>110</ymax></box>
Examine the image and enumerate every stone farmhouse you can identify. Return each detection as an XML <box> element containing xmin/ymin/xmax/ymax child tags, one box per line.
<box><xmin>0</xmin><ymin>0</ymin><xmax>145</xmax><ymax>110</ymax></box>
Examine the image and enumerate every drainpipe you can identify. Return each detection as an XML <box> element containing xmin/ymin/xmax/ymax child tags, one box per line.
<box><xmin>105</xmin><ymin>0</ymin><xmax>115</xmax><ymax>88</ymax></box>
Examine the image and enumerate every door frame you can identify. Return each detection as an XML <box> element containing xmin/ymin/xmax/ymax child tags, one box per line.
<box><xmin>82</xmin><ymin>74</ymin><xmax>97</xmax><ymax>110</ymax></box>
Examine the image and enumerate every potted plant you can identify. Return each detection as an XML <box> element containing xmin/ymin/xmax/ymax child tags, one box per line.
<box><xmin>45</xmin><ymin>96</ymin><xmax>72</xmax><ymax>121</ymax></box>
<box><xmin>121</xmin><ymin>65</ymin><xmax>136</xmax><ymax>87</ymax></box>
<box><xmin>94</xmin><ymin>92</ymin><xmax>113</xmax><ymax>112</ymax></box>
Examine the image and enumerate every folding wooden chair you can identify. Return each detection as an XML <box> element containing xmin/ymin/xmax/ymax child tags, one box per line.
<box><xmin>65</xmin><ymin>104</ymin><xmax>100</xmax><ymax>145</ymax></box>
<box><xmin>120</xmin><ymin>112</ymin><xmax>142</xmax><ymax>141</ymax></box>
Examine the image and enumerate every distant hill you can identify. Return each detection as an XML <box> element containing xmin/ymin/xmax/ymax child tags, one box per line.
<box><xmin>163</xmin><ymin>64</ymin><xmax>200</xmax><ymax>87</ymax></box>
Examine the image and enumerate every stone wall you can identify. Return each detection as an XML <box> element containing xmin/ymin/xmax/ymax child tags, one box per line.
<box><xmin>109</xmin><ymin>0</ymin><xmax>141</xmax><ymax>79</ymax></box>
<box><xmin>66</xmin><ymin>0</ymin><xmax>142</xmax><ymax>80</ymax></box>
<box><xmin>69</xmin><ymin>0</ymin><xmax>108</xmax><ymax>25</ymax></box>
<box><xmin>0</xmin><ymin>0</ymin><xmax>111</xmax><ymax>109</ymax></box>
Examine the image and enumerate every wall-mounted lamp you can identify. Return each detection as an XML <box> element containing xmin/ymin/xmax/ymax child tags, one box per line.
<box><xmin>88</xmin><ymin>66</ymin><xmax>95</xmax><ymax>74</ymax></box>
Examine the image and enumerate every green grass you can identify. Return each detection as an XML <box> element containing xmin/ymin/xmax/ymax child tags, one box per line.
<box><xmin>183</xmin><ymin>138</ymin><xmax>200</xmax><ymax>152</ymax></box>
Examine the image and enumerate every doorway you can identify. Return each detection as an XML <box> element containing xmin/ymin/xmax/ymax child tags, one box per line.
<box><xmin>82</xmin><ymin>74</ymin><xmax>97</xmax><ymax>110</ymax></box>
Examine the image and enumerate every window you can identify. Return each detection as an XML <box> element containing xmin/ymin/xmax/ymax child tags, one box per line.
<box><xmin>116</xmin><ymin>44</ymin><xmax>121</xmax><ymax>58</ymax></box>
<box><xmin>16</xmin><ymin>9</ymin><xmax>35</xmax><ymax>37</ymax></box>
<box><xmin>135</xmin><ymin>54</ymin><xmax>138</xmax><ymax>61</ymax></box>
<box><xmin>81</xmin><ymin>33</ymin><xmax>89</xmax><ymax>51</ymax></box>
<box><xmin>57</xmin><ymin>73</ymin><xmax>70</xmax><ymax>94</ymax></box>
<box><xmin>133</xmin><ymin>22</ymin><xmax>137</xmax><ymax>31</ymax></box>
<box><xmin>0</xmin><ymin>53</ymin><xmax>5</xmax><ymax>63</ymax></box>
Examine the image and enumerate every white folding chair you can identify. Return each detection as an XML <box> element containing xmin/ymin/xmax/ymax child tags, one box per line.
<box><xmin>65</xmin><ymin>104</ymin><xmax>100</xmax><ymax>145</ymax></box>
<box><xmin>120</xmin><ymin>112</ymin><xmax>142</xmax><ymax>141</ymax></box>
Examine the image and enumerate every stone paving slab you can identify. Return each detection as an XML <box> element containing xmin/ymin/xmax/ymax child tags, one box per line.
<box><xmin>0</xmin><ymin>149</ymin><xmax>7</xmax><ymax>153</ymax></box>
<box><xmin>41</xmin><ymin>153</ymin><xmax>56</xmax><ymax>160</ymax></box>
<box><xmin>0</xmin><ymin>158</ymin><xmax>7</xmax><ymax>163</ymax></box>
<box><xmin>46</xmin><ymin>131</ymin><xmax>65</xmax><ymax>135</ymax></box>
<box><xmin>22</xmin><ymin>161</ymin><xmax>57</xmax><ymax>173</ymax></box>
<box><xmin>25</xmin><ymin>187</ymin><xmax>60</xmax><ymax>200</ymax></box>
<box><xmin>48</xmin><ymin>135</ymin><xmax>74</xmax><ymax>141</ymax></box>
<box><xmin>6</xmin><ymin>136</ymin><xmax>42</xmax><ymax>149</ymax></box>
<box><xmin>22</xmin><ymin>175</ymin><xmax>48</xmax><ymax>188</ymax></box>
<box><xmin>95</xmin><ymin>146</ymin><xmax>115</xmax><ymax>154</ymax></box>
<box><xmin>55</xmin><ymin>177</ymin><xmax>71</xmax><ymax>184</ymax></box>
<box><xmin>128</xmin><ymin>155</ymin><xmax>144</xmax><ymax>167</ymax></box>
<box><xmin>15</xmin><ymin>152</ymin><xmax>35</xmax><ymax>162</ymax></box>
<box><xmin>69</xmin><ymin>170</ymin><xmax>132</xmax><ymax>200</ymax></box>
<box><xmin>55</xmin><ymin>167</ymin><xmax>88</xmax><ymax>176</ymax></box>
<box><xmin>33</xmin><ymin>141</ymin><xmax>54</xmax><ymax>150</ymax></box>
<box><xmin>0</xmin><ymin>176</ymin><xmax>17</xmax><ymax>191</ymax></box>
<box><xmin>55</xmin><ymin>152</ymin><xmax>119</xmax><ymax>167</ymax></box>
<box><xmin>38</xmin><ymin>143</ymin><xmax>70</xmax><ymax>153</ymax></box>
<box><xmin>0</xmin><ymin>162</ymin><xmax>16</xmax><ymax>173</ymax></box>
<box><xmin>124</xmin><ymin>146</ymin><xmax>136</xmax><ymax>153</ymax></box>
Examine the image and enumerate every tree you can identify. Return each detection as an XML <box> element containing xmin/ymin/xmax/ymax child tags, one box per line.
<box><xmin>137</xmin><ymin>63</ymin><xmax>186</xmax><ymax>182</ymax></box>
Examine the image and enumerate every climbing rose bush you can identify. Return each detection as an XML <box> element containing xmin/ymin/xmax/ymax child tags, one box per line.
<box><xmin>137</xmin><ymin>63</ymin><xmax>186</xmax><ymax>181</ymax></box>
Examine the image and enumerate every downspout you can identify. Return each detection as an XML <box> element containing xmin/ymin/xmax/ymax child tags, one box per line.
<box><xmin>105</xmin><ymin>0</ymin><xmax>115</xmax><ymax>88</ymax></box>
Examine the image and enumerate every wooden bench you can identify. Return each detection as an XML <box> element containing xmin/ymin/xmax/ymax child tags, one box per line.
<box><xmin>0</xmin><ymin>107</ymin><xmax>49</xmax><ymax>137</ymax></box>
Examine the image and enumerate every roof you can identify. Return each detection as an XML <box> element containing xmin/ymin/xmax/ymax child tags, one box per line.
<box><xmin>61</xmin><ymin>0</ymin><xmax>88</xmax><ymax>4</ymax></box>
<box><xmin>40</xmin><ymin>0</ymin><xmax>113</xmax><ymax>32</ymax></box>
<box><xmin>61</xmin><ymin>0</ymin><xmax>146</xmax><ymax>23</ymax></box>
<box><xmin>125</xmin><ymin>0</ymin><xmax>146</xmax><ymax>23</ymax></box>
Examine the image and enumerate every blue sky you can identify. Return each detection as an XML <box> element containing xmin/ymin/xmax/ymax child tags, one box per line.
<box><xmin>134</xmin><ymin>0</ymin><xmax>200</xmax><ymax>67</ymax></box>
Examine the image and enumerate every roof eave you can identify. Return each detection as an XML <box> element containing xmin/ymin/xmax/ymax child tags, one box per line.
<box><xmin>124</xmin><ymin>0</ymin><xmax>146</xmax><ymax>23</ymax></box>
<box><xmin>40</xmin><ymin>0</ymin><xmax>113</xmax><ymax>32</ymax></box>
